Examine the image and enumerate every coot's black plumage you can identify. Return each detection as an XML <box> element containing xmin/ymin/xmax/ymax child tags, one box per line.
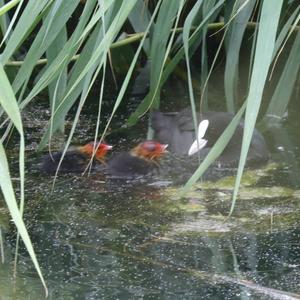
<box><xmin>151</xmin><ymin>108</ymin><xmax>269</xmax><ymax>167</ymax></box>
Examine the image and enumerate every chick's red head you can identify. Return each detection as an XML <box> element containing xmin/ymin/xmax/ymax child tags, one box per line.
<box><xmin>133</xmin><ymin>140</ymin><xmax>168</xmax><ymax>160</ymax></box>
<box><xmin>80</xmin><ymin>142</ymin><xmax>113</xmax><ymax>159</ymax></box>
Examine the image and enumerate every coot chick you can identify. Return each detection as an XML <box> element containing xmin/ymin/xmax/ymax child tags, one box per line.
<box><xmin>105</xmin><ymin>140</ymin><xmax>168</xmax><ymax>178</ymax></box>
<box><xmin>151</xmin><ymin>108</ymin><xmax>269</xmax><ymax>167</ymax></box>
<box><xmin>41</xmin><ymin>142</ymin><xmax>113</xmax><ymax>175</ymax></box>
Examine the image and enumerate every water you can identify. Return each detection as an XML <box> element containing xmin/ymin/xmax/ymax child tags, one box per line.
<box><xmin>1</xmin><ymin>75</ymin><xmax>300</xmax><ymax>299</ymax></box>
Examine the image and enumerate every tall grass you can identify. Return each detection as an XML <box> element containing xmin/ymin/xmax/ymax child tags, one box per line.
<box><xmin>0</xmin><ymin>0</ymin><xmax>299</xmax><ymax>292</ymax></box>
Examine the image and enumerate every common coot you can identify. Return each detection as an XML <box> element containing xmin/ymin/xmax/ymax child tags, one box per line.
<box><xmin>41</xmin><ymin>142</ymin><xmax>113</xmax><ymax>175</ymax></box>
<box><xmin>105</xmin><ymin>140</ymin><xmax>168</xmax><ymax>178</ymax></box>
<box><xmin>151</xmin><ymin>108</ymin><xmax>269</xmax><ymax>168</ymax></box>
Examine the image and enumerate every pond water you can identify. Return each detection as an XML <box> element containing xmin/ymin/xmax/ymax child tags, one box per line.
<box><xmin>1</xmin><ymin>68</ymin><xmax>300</xmax><ymax>299</ymax></box>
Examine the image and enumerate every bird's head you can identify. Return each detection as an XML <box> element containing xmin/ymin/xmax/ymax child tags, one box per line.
<box><xmin>131</xmin><ymin>140</ymin><xmax>168</xmax><ymax>161</ymax></box>
<box><xmin>80</xmin><ymin>142</ymin><xmax>113</xmax><ymax>160</ymax></box>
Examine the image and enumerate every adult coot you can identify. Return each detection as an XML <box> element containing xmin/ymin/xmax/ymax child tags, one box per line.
<box><xmin>151</xmin><ymin>108</ymin><xmax>269</xmax><ymax>167</ymax></box>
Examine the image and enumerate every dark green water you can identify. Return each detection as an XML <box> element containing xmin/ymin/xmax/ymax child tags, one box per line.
<box><xmin>1</xmin><ymin>74</ymin><xmax>300</xmax><ymax>299</ymax></box>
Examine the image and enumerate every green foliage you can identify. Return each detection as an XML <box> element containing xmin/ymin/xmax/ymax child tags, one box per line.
<box><xmin>224</xmin><ymin>0</ymin><xmax>256</xmax><ymax>112</ymax></box>
<box><xmin>231</xmin><ymin>0</ymin><xmax>284</xmax><ymax>216</ymax></box>
<box><xmin>0</xmin><ymin>0</ymin><xmax>19</xmax><ymax>18</ymax></box>
<box><xmin>0</xmin><ymin>63</ymin><xmax>47</xmax><ymax>295</ymax></box>
<box><xmin>0</xmin><ymin>0</ymin><xmax>299</xmax><ymax>291</ymax></box>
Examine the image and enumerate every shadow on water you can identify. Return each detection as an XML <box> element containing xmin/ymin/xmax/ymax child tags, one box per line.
<box><xmin>1</xmin><ymin>74</ymin><xmax>300</xmax><ymax>299</ymax></box>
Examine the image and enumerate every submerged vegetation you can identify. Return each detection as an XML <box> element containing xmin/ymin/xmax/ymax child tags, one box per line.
<box><xmin>0</xmin><ymin>0</ymin><xmax>299</xmax><ymax>294</ymax></box>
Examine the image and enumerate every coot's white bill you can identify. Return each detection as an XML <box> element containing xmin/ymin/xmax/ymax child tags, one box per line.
<box><xmin>188</xmin><ymin>120</ymin><xmax>209</xmax><ymax>156</ymax></box>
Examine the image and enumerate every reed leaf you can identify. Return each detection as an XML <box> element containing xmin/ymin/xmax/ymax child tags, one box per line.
<box><xmin>128</xmin><ymin>1</ymin><xmax>186</xmax><ymax>125</ymax></box>
<box><xmin>183</xmin><ymin>0</ymin><xmax>203</xmax><ymax>144</ymax></box>
<box><xmin>0</xmin><ymin>0</ymin><xmax>7</xmax><ymax>35</ymax></box>
<box><xmin>0</xmin><ymin>63</ymin><xmax>47</xmax><ymax>295</ymax></box>
<box><xmin>0</xmin><ymin>0</ymin><xmax>51</xmax><ymax>64</ymax></box>
<box><xmin>39</xmin><ymin>1</ymin><xmax>138</xmax><ymax>149</ymax></box>
<box><xmin>266</xmin><ymin>30</ymin><xmax>300</xmax><ymax>119</ymax></box>
<box><xmin>127</xmin><ymin>0</ymin><xmax>225</xmax><ymax>126</ymax></box>
<box><xmin>128</xmin><ymin>0</ymin><xmax>151</xmax><ymax>55</ymax></box>
<box><xmin>224</xmin><ymin>0</ymin><xmax>256</xmax><ymax>113</ymax></box>
<box><xmin>0</xmin><ymin>0</ymin><xmax>23</xmax><ymax>48</ymax></box>
<box><xmin>46</xmin><ymin>26</ymin><xmax>102</xmax><ymax>151</ymax></box>
<box><xmin>200</xmin><ymin>0</ymin><xmax>217</xmax><ymax>110</ymax></box>
<box><xmin>231</xmin><ymin>0</ymin><xmax>284</xmax><ymax>216</ymax></box>
<box><xmin>273</xmin><ymin>5</ymin><xmax>300</xmax><ymax>56</ymax></box>
<box><xmin>20</xmin><ymin>1</ymin><xmax>100</xmax><ymax>115</ymax></box>
<box><xmin>12</xmin><ymin>0</ymin><xmax>78</xmax><ymax>93</ymax></box>
<box><xmin>142</xmin><ymin>0</ymin><xmax>186</xmax><ymax>113</ymax></box>
<box><xmin>46</xmin><ymin>25</ymin><xmax>68</xmax><ymax>133</ymax></box>
<box><xmin>162</xmin><ymin>0</ymin><xmax>224</xmax><ymax>89</ymax></box>
<box><xmin>0</xmin><ymin>0</ymin><xmax>20</xmax><ymax>17</ymax></box>
<box><xmin>101</xmin><ymin>0</ymin><xmax>162</xmax><ymax>142</ymax></box>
